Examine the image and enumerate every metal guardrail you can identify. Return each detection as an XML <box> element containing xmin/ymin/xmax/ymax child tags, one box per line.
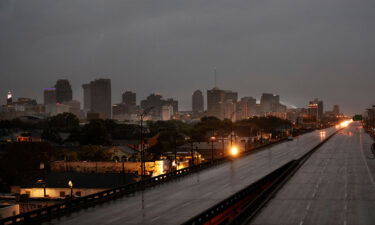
<box><xmin>182</xmin><ymin>128</ymin><xmax>341</xmax><ymax>225</ymax></box>
<box><xmin>0</xmin><ymin>139</ymin><xmax>286</xmax><ymax>225</ymax></box>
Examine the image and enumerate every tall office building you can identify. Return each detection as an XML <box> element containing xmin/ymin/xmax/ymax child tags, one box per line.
<box><xmin>55</xmin><ymin>79</ymin><xmax>72</xmax><ymax>103</ymax></box>
<box><xmin>207</xmin><ymin>87</ymin><xmax>238</xmax><ymax>119</ymax></box>
<box><xmin>309</xmin><ymin>98</ymin><xmax>324</xmax><ymax>121</ymax></box>
<box><xmin>44</xmin><ymin>88</ymin><xmax>56</xmax><ymax>105</ymax></box>
<box><xmin>237</xmin><ymin>97</ymin><xmax>257</xmax><ymax>120</ymax></box>
<box><xmin>260</xmin><ymin>93</ymin><xmax>280</xmax><ymax>113</ymax></box>
<box><xmin>161</xmin><ymin>105</ymin><xmax>174</xmax><ymax>121</ymax></box>
<box><xmin>122</xmin><ymin>91</ymin><xmax>136</xmax><ymax>106</ymax></box>
<box><xmin>307</xmin><ymin>103</ymin><xmax>319</xmax><ymax>122</ymax></box>
<box><xmin>220</xmin><ymin>100</ymin><xmax>237</xmax><ymax>121</ymax></box>
<box><xmin>64</xmin><ymin>100</ymin><xmax>81</xmax><ymax>118</ymax></box>
<box><xmin>140</xmin><ymin>93</ymin><xmax>178</xmax><ymax>119</ymax></box>
<box><xmin>140</xmin><ymin>93</ymin><xmax>163</xmax><ymax>117</ymax></box>
<box><xmin>82</xmin><ymin>83</ymin><xmax>91</xmax><ymax>111</ymax></box>
<box><xmin>333</xmin><ymin>105</ymin><xmax>340</xmax><ymax>115</ymax></box>
<box><xmin>6</xmin><ymin>91</ymin><xmax>12</xmax><ymax>105</ymax></box>
<box><xmin>192</xmin><ymin>90</ymin><xmax>204</xmax><ymax>113</ymax></box>
<box><xmin>207</xmin><ymin>88</ymin><xmax>225</xmax><ymax>119</ymax></box>
<box><xmin>89</xmin><ymin>79</ymin><xmax>111</xmax><ymax>119</ymax></box>
<box><xmin>164</xmin><ymin>98</ymin><xmax>178</xmax><ymax>113</ymax></box>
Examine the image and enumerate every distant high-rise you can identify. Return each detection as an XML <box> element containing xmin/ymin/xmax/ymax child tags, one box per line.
<box><xmin>43</xmin><ymin>88</ymin><xmax>56</xmax><ymax>105</ymax></box>
<box><xmin>192</xmin><ymin>90</ymin><xmax>204</xmax><ymax>113</ymax></box>
<box><xmin>122</xmin><ymin>91</ymin><xmax>136</xmax><ymax>106</ymax></box>
<box><xmin>220</xmin><ymin>100</ymin><xmax>237</xmax><ymax>121</ymax></box>
<box><xmin>55</xmin><ymin>79</ymin><xmax>72</xmax><ymax>103</ymax></box>
<box><xmin>307</xmin><ymin>103</ymin><xmax>319</xmax><ymax>122</ymax></box>
<box><xmin>64</xmin><ymin>100</ymin><xmax>81</xmax><ymax>118</ymax></box>
<box><xmin>309</xmin><ymin>98</ymin><xmax>324</xmax><ymax>121</ymax></box>
<box><xmin>207</xmin><ymin>87</ymin><xmax>238</xmax><ymax>119</ymax></box>
<box><xmin>161</xmin><ymin>105</ymin><xmax>174</xmax><ymax>121</ymax></box>
<box><xmin>207</xmin><ymin>88</ymin><xmax>226</xmax><ymax>119</ymax></box>
<box><xmin>6</xmin><ymin>91</ymin><xmax>12</xmax><ymax>105</ymax></box>
<box><xmin>140</xmin><ymin>93</ymin><xmax>163</xmax><ymax>117</ymax></box>
<box><xmin>89</xmin><ymin>79</ymin><xmax>111</xmax><ymax>119</ymax></box>
<box><xmin>140</xmin><ymin>93</ymin><xmax>178</xmax><ymax>119</ymax></box>
<box><xmin>237</xmin><ymin>97</ymin><xmax>257</xmax><ymax>120</ymax></box>
<box><xmin>164</xmin><ymin>98</ymin><xmax>178</xmax><ymax>113</ymax></box>
<box><xmin>82</xmin><ymin>83</ymin><xmax>91</xmax><ymax>111</ymax></box>
<box><xmin>333</xmin><ymin>105</ymin><xmax>340</xmax><ymax>115</ymax></box>
<box><xmin>260</xmin><ymin>93</ymin><xmax>280</xmax><ymax>113</ymax></box>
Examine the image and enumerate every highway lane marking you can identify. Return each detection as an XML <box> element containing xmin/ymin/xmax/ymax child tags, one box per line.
<box><xmin>150</xmin><ymin>216</ymin><xmax>160</xmax><ymax>222</ymax></box>
<box><xmin>180</xmin><ymin>202</ymin><xmax>191</xmax><ymax>208</ymax></box>
<box><xmin>300</xmin><ymin>140</ymin><xmax>334</xmax><ymax>225</ymax></box>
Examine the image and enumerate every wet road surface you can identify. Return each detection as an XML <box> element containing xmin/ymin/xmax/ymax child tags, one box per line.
<box><xmin>45</xmin><ymin>127</ymin><xmax>339</xmax><ymax>225</ymax></box>
<box><xmin>250</xmin><ymin>122</ymin><xmax>375</xmax><ymax>225</ymax></box>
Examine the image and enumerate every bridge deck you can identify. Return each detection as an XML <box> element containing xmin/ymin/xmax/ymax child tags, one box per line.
<box><xmin>250</xmin><ymin>122</ymin><xmax>375</xmax><ymax>225</ymax></box>
<box><xmin>46</xmin><ymin>127</ymin><xmax>338</xmax><ymax>225</ymax></box>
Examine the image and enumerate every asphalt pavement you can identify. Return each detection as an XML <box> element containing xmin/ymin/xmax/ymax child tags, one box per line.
<box><xmin>250</xmin><ymin>122</ymin><xmax>375</xmax><ymax>225</ymax></box>
<box><xmin>45</xmin><ymin>126</ymin><xmax>339</xmax><ymax>225</ymax></box>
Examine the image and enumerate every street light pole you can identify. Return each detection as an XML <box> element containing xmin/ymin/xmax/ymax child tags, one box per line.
<box><xmin>68</xmin><ymin>180</ymin><xmax>73</xmax><ymax>197</ymax></box>
<box><xmin>210</xmin><ymin>136</ymin><xmax>215</xmax><ymax>162</ymax></box>
<box><xmin>140</xmin><ymin>113</ymin><xmax>144</xmax><ymax>178</ymax></box>
<box><xmin>190</xmin><ymin>139</ymin><xmax>194</xmax><ymax>166</ymax></box>
<box><xmin>37</xmin><ymin>179</ymin><xmax>46</xmax><ymax>198</ymax></box>
<box><xmin>174</xmin><ymin>131</ymin><xmax>177</xmax><ymax>165</ymax></box>
<box><xmin>43</xmin><ymin>183</ymin><xmax>46</xmax><ymax>198</ymax></box>
<box><xmin>140</xmin><ymin>107</ymin><xmax>154</xmax><ymax>180</ymax></box>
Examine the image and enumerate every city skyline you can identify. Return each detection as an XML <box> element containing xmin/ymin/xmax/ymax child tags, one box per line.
<box><xmin>1</xmin><ymin>0</ymin><xmax>374</xmax><ymax>115</ymax></box>
<box><xmin>2</xmin><ymin>82</ymin><xmax>341</xmax><ymax>113</ymax></box>
<box><xmin>1</xmin><ymin>1</ymin><xmax>375</xmax><ymax>224</ymax></box>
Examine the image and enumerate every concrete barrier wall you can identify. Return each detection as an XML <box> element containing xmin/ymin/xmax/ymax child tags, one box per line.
<box><xmin>51</xmin><ymin>161</ymin><xmax>156</xmax><ymax>175</ymax></box>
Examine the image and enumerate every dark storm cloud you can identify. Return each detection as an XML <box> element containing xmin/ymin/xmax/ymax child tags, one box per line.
<box><xmin>1</xmin><ymin>0</ymin><xmax>374</xmax><ymax>114</ymax></box>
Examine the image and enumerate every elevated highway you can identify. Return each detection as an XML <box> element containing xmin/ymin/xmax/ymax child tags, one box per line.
<box><xmin>45</xmin><ymin>127</ymin><xmax>339</xmax><ymax>225</ymax></box>
<box><xmin>250</xmin><ymin>122</ymin><xmax>375</xmax><ymax>225</ymax></box>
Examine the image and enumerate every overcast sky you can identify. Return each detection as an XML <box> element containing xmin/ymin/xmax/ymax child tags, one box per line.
<box><xmin>1</xmin><ymin>0</ymin><xmax>374</xmax><ymax>115</ymax></box>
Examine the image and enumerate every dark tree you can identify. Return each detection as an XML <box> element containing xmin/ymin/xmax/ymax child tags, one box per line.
<box><xmin>42</xmin><ymin>128</ymin><xmax>62</xmax><ymax>144</ymax></box>
<box><xmin>80</xmin><ymin>120</ymin><xmax>111</xmax><ymax>145</ymax></box>
<box><xmin>48</xmin><ymin>113</ymin><xmax>79</xmax><ymax>132</ymax></box>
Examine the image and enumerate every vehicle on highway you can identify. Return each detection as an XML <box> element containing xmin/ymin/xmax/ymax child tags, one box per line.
<box><xmin>287</xmin><ymin>136</ymin><xmax>294</xmax><ymax>141</ymax></box>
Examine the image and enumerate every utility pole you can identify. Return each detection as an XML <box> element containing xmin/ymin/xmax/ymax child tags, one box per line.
<box><xmin>140</xmin><ymin>107</ymin><xmax>154</xmax><ymax>180</ymax></box>
<box><xmin>174</xmin><ymin>131</ymin><xmax>177</xmax><ymax>167</ymax></box>
<box><xmin>211</xmin><ymin>137</ymin><xmax>215</xmax><ymax>162</ymax></box>
<box><xmin>190</xmin><ymin>140</ymin><xmax>194</xmax><ymax>166</ymax></box>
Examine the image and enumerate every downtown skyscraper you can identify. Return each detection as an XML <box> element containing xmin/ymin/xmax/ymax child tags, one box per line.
<box><xmin>54</xmin><ymin>79</ymin><xmax>72</xmax><ymax>103</ymax></box>
<box><xmin>192</xmin><ymin>90</ymin><xmax>204</xmax><ymax>113</ymax></box>
<box><xmin>87</xmin><ymin>79</ymin><xmax>112</xmax><ymax>119</ymax></box>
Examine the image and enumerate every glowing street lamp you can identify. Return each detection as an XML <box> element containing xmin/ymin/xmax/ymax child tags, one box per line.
<box><xmin>68</xmin><ymin>180</ymin><xmax>73</xmax><ymax>197</ymax></box>
<box><xmin>230</xmin><ymin>146</ymin><xmax>239</xmax><ymax>156</ymax></box>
